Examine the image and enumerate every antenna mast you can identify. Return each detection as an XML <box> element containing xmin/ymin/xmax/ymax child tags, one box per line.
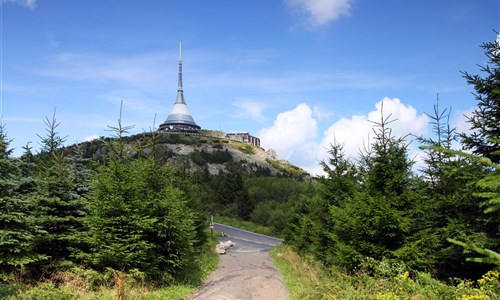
<box><xmin>178</xmin><ymin>42</ymin><xmax>183</xmax><ymax>92</ymax></box>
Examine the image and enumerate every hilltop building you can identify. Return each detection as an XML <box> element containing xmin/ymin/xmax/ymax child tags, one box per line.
<box><xmin>226</xmin><ymin>132</ymin><xmax>261</xmax><ymax>148</ymax></box>
<box><xmin>158</xmin><ymin>42</ymin><xmax>201</xmax><ymax>131</ymax></box>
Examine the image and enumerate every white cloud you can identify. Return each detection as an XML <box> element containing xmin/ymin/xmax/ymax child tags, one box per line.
<box><xmin>259</xmin><ymin>103</ymin><xmax>317</xmax><ymax>159</ymax></box>
<box><xmin>320</xmin><ymin>114</ymin><xmax>371</xmax><ymax>161</ymax></box>
<box><xmin>368</xmin><ymin>98</ymin><xmax>428</xmax><ymax>139</ymax></box>
<box><xmin>232</xmin><ymin>99</ymin><xmax>267</xmax><ymax>121</ymax></box>
<box><xmin>453</xmin><ymin>107</ymin><xmax>473</xmax><ymax>136</ymax></box>
<box><xmin>312</xmin><ymin>105</ymin><xmax>334</xmax><ymax>121</ymax></box>
<box><xmin>258</xmin><ymin>98</ymin><xmax>429</xmax><ymax>176</ymax></box>
<box><xmin>318</xmin><ymin>97</ymin><xmax>429</xmax><ymax>168</ymax></box>
<box><xmin>320</xmin><ymin>97</ymin><xmax>427</xmax><ymax>156</ymax></box>
<box><xmin>447</xmin><ymin>107</ymin><xmax>475</xmax><ymax>150</ymax></box>
<box><xmin>83</xmin><ymin>135</ymin><xmax>99</xmax><ymax>142</ymax></box>
<box><xmin>286</xmin><ymin>0</ymin><xmax>352</xmax><ymax>27</ymax></box>
<box><xmin>3</xmin><ymin>0</ymin><xmax>36</xmax><ymax>9</ymax></box>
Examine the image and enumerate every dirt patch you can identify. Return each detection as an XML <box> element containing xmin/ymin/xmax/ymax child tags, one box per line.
<box><xmin>188</xmin><ymin>251</ymin><xmax>289</xmax><ymax>300</ymax></box>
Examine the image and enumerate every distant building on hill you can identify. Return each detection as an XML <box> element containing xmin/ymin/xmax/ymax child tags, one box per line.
<box><xmin>158</xmin><ymin>42</ymin><xmax>201</xmax><ymax>131</ymax></box>
<box><xmin>226</xmin><ymin>132</ymin><xmax>261</xmax><ymax>147</ymax></box>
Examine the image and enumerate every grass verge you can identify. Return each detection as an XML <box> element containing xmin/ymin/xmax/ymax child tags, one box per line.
<box><xmin>270</xmin><ymin>245</ymin><xmax>328</xmax><ymax>300</ymax></box>
<box><xmin>270</xmin><ymin>244</ymin><xmax>500</xmax><ymax>300</ymax></box>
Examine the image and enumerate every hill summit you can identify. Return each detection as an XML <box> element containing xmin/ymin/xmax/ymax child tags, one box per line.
<box><xmin>73</xmin><ymin>129</ymin><xmax>309</xmax><ymax>179</ymax></box>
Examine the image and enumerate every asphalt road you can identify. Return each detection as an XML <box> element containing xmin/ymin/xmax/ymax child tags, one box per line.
<box><xmin>188</xmin><ymin>223</ymin><xmax>289</xmax><ymax>299</ymax></box>
<box><xmin>214</xmin><ymin>223</ymin><xmax>283</xmax><ymax>252</ymax></box>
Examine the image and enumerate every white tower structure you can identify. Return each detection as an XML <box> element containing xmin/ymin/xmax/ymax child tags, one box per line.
<box><xmin>158</xmin><ymin>42</ymin><xmax>201</xmax><ymax>131</ymax></box>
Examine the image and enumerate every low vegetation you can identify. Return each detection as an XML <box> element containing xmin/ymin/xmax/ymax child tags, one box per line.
<box><xmin>190</xmin><ymin>148</ymin><xmax>233</xmax><ymax>166</ymax></box>
<box><xmin>266</xmin><ymin>158</ymin><xmax>308</xmax><ymax>179</ymax></box>
<box><xmin>238</xmin><ymin>144</ymin><xmax>255</xmax><ymax>155</ymax></box>
<box><xmin>271</xmin><ymin>244</ymin><xmax>499</xmax><ymax>299</ymax></box>
<box><xmin>1</xmin><ymin>239</ymin><xmax>219</xmax><ymax>299</ymax></box>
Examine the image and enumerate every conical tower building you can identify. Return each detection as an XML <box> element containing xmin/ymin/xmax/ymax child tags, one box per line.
<box><xmin>158</xmin><ymin>42</ymin><xmax>201</xmax><ymax>131</ymax></box>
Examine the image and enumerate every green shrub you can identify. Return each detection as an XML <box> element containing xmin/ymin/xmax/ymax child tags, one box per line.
<box><xmin>191</xmin><ymin>150</ymin><xmax>207</xmax><ymax>166</ymax></box>
<box><xmin>191</xmin><ymin>149</ymin><xmax>233</xmax><ymax>166</ymax></box>
<box><xmin>239</xmin><ymin>144</ymin><xmax>255</xmax><ymax>155</ymax></box>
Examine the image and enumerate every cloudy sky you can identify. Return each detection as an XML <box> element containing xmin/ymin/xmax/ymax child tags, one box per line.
<box><xmin>1</xmin><ymin>0</ymin><xmax>498</xmax><ymax>174</ymax></box>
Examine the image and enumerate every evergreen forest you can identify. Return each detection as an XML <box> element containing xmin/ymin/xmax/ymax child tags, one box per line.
<box><xmin>0</xmin><ymin>37</ymin><xmax>499</xmax><ymax>298</ymax></box>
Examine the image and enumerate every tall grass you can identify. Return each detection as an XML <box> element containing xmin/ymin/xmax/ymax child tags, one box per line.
<box><xmin>270</xmin><ymin>244</ymin><xmax>499</xmax><ymax>300</ymax></box>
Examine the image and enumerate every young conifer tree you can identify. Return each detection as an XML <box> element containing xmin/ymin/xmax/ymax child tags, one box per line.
<box><xmin>315</xmin><ymin>141</ymin><xmax>358</xmax><ymax>266</ymax></box>
<box><xmin>0</xmin><ymin>123</ymin><xmax>45</xmax><ymax>274</ymax></box>
<box><xmin>81</xmin><ymin>111</ymin><xmax>200</xmax><ymax>280</ymax></box>
<box><xmin>417</xmin><ymin>99</ymin><xmax>487</xmax><ymax>279</ymax></box>
<box><xmin>68</xmin><ymin>143</ymin><xmax>91</xmax><ymax>200</ymax></box>
<box><xmin>145</xmin><ymin>125</ymin><xmax>207</xmax><ymax>252</ymax></box>
<box><xmin>460</xmin><ymin>35</ymin><xmax>500</xmax><ymax>163</ymax></box>
<box><xmin>329</xmin><ymin>105</ymin><xmax>416</xmax><ymax>268</ymax></box>
<box><xmin>30</xmin><ymin>111</ymin><xmax>86</xmax><ymax>269</ymax></box>
<box><xmin>136</xmin><ymin>127</ymin><xmax>200</xmax><ymax>279</ymax></box>
<box><xmin>80</xmin><ymin>113</ymin><xmax>155</xmax><ymax>272</ymax></box>
<box><xmin>445</xmin><ymin>149</ymin><xmax>500</xmax><ymax>269</ymax></box>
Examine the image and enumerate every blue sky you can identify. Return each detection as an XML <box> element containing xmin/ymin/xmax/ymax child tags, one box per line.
<box><xmin>1</xmin><ymin>0</ymin><xmax>498</xmax><ymax>174</ymax></box>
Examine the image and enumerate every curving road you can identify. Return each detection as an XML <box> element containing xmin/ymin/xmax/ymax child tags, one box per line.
<box><xmin>188</xmin><ymin>223</ymin><xmax>289</xmax><ymax>300</ymax></box>
<box><xmin>214</xmin><ymin>223</ymin><xmax>283</xmax><ymax>252</ymax></box>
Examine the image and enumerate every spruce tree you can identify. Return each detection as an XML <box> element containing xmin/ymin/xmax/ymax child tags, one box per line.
<box><xmin>363</xmin><ymin>108</ymin><xmax>414</xmax><ymax>199</ymax></box>
<box><xmin>144</xmin><ymin>126</ymin><xmax>208</xmax><ymax>251</ymax></box>
<box><xmin>284</xmin><ymin>192</ymin><xmax>326</xmax><ymax>259</ymax></box>
<box><xmin>80</xmin><ymin>115</ymin><xmax>154</xmax><ymax>271</ymax></box>
<box><xmin>18</xmin><ymin>143</ymin><xmax>37</xmax><ymax>195</ymax></box>
<box><xmin>139</xmin><ymin>160</ymin><xmax>198</xmax><ymax>279</ymax></box>
<box><xmin>426</xmin><ymin>147</ymin><xmax>500</xmax><ymax>275</ymax></box>
<box><xmin>31</xmin><ymin>111</ymin><xmax>86</xmax><ymax>268</ymax></box>
<box><xmin>215</xmin><ymin>170</ymin><xmax>252</xmax><ymax>220</ymax></box>
<box><xmin>418</xmin><ymin>97</ymin><xmax>457</xmax><ymax>188</ymax></box>
<box><xmin>81</xmin><ymin>114</ymin><xmax>200</xmax><ymax>280</ymax></box>
<box><xmin>315</xmin><ymin>141</ymin><xmax>359</xmax><ymax>265</ymax></box>
<box><xmin>417</xmin><ymin>100</ymin><xmax>487</xmax><ymax>278</ymax></box>
<box><xmin>460</xmin><ymin>35</ymin><xmax>500</xmax><ymax>163</ymax></box>
<box><xmin>68</xmin><ymin>143</ymin><xmax>91</xmax><ymax>200</ymax></box>
<box><xmin>329</xmin><ymin>105</ymin><xmax>416</xmax><ymax>268</ymax></box>
<box><xmin>319</xmin><ymin>141</ymin><xmax>358</xmax><ymax>206</ymax></box>
<box><xmin>138</xmin><ymin>128</ymin><xmax>201</xmax><ymax>277</ymax></box>
<box><xmin>0</xmin><ymin>123</ymin><xmax>44</xmax><ymax>274</ymax></box>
